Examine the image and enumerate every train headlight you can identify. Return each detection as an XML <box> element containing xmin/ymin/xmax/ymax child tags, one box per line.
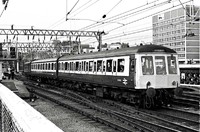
<box><xmin>172</xmin><ymin>81</ymin><xmax>176</xmax><ymax>86</ymax></box>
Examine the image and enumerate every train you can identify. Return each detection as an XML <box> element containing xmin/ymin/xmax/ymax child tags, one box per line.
<box><xmin>179</xmin><ymin>64</ymin><xmax>200</xmax><ymax>85</ymax></box>
<box><xmin>23</xmin><ymin>44</ymin><xmax>182</xmax><ymax>109</ymax></box>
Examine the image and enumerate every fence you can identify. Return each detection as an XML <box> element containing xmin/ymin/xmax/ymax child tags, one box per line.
<box><xmin>0</xmin><ymin>83</ymin><xmax>64</xmax><ymax>132</ymax></box>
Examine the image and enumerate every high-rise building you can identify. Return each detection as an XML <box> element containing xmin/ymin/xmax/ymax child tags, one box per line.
<box><xmin>152</xmin><ymin>5</ymin><xmax>199</xmax><ymax>64</ymax></box>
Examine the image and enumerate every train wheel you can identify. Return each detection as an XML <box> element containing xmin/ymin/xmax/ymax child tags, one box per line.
<box><xmin>144</xmin><ymin>95</ymin><xmax>154</xmax><ymax>109</ymax></box>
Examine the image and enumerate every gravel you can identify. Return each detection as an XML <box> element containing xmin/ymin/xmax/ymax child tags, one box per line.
<box><xmin>26</xmin><ymin>97</ymin><xmax>108</xmax><ymax>132</ymax></box>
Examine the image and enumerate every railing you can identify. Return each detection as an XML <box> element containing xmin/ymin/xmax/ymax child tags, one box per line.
<box><xmin>0</xmin><ymin>83</ymin><xmax>64</xmax><ymax>132</ymax></box>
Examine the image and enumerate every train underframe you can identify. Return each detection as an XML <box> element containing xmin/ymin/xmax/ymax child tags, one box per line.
<box><xmin>27</xmin><ymin>75</ymin><xmax>177</xmax><ymax>109</ymax></box>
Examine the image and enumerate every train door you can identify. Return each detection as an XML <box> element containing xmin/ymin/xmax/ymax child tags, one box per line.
<box><xmin>130</xmin><ymin>55</ymin><xmax>136</xmax><ymax>88</ymax></box>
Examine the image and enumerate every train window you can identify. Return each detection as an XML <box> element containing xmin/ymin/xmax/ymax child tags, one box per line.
<box><xmin>86</xmin><ymin>62</ymin><xmax>89</xmax><ymax>71</ymax></box>
<box><xmin>167</xmin><ymin>56</ymin><xmax>177</xmax><ymax>74</ymax></box>
<box><xmin>52</xmin><ymin>63</ymin><xmax>54</xmax><ymax>70</ymax></box>
<box><xmin>65</xmin><ymin>62</ymin><xmax>68</xmax><ymax>70</ymax></box>
<box><xmin>117</xmin><ymin>59</ymin><xmax>125</xmax><ymax>72</ymax></box>
<box><xmin>83</xmin><ymin>61</ymin><xmax>86</xmax><ymax>71</ymax></box>
<box><xmin>68</xmin><ymin>62</ymin><xmax>70</xmax><ymax>70</ymax></box>
<box><xmin>74</xmin><ymin>62</ymin><xmax>76</xmax><ymax>71</ymax></box>
<box><xmin>103</xmin><ymin>61</ymin><xmax>106</xmax><ymax>72</ymax></box>
<box><xmin>130</xmin><ymin>59</ymin><xmax>135</xmax><ymax>72</ymax></box>
<box><xmin>155</xmin><ymin>56</ymin><xmax>166</xmax><ymax>75</ymax></box>
<box><xmin>70</xmin><ymin>62</ymin><xmax>73</xmax><ymax>71</ymax></box>
<box><xmin>75</xmin><ymin>62</ymin><xmax>79</xmax><ymax>71</ymax></box>
<box><xmin>89</xmin><ymin>61</ymin><xmax>93</xmax><ymax>72</ymax></box>
<box><xmin>82</xmin><ymin>61</ymin><xmax>84</xmax><ymax>71</ymax></box>
<box><xmin>113</xmin><ymin>61</ymin><xmax>116</xmax><ymax>72</ymax></box>
<box><xmin>48</xmin><ymin>63</ymin><xmax>50</xmax><ymax>70</ymax></box>
<box><xmin>79</xmin><ymin>62</ymin><xmax>82</xmax><ymax>71</ymax></box>
<box><xmin>97</xmin><ymin>60</ymin><xmax>102</xmax><ymax>72</ymax></box>
<box><xmin>141</xmin><ymin>56</ymin><xmax>154</xmax><ymax>75</ymax></box>
<box><xmin>106</xmin><ymin>60</ymin><xmax>112</xmax><ymax>72</ymax></box>
<box><xmin>94</xmin><ymin>62</ymin><xmax>97</xmax><ymax>72</ymax></box>
<box><xmin>62</xmin><ymin>62</ymin><xmax>64</xmax><ymax>70</ymax></box>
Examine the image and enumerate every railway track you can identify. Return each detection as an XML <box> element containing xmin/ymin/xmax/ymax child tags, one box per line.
<box><xmin>173</xmin><ymin>96</ymin><xmax>199</xmax><ymax>108</ymax></box>
<box><xmin>102</xmin><ymin>100</ymin><xmax>200</xmax><ymax>132</ymax></box>
<box><xmin>181</xmin><ymin>92</ymin><xmax>200</xmax><ymax>101</ymax></box>
<box><xmin>25</xmin><ymin>82</ymin><xmax>199</xmax><ymax>132</ymax></box>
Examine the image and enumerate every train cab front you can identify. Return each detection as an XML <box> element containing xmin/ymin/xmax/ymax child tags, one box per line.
<box><xmin>135</xmin><ymin>53</ymin><xmax>182</xmax><ymax>109</ymax></box>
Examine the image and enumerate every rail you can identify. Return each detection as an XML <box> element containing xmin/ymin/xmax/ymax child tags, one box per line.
<box><xmin>0</xmin><ymin>83</ymin><xmax>63</xmax><ymax>132</ymax></box>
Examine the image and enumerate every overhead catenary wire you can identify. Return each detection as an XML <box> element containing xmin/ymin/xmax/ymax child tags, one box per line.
<box><xmin>107</xmin><ymin>0</ymin><xmax>192</xmax><ymax>33</ymax></box>
<box><xmin>79</xmin><ymin>0</ymin><xmax>160</xmax><ymax>30</ymax></box>
<box><xmin>69</xmin><ymin>0</ymin><xmax>93</xmax><ymax>16</ymax></box>
<box><xmin>48</xmin><ymin>0</ymin><xmax>99</xmax><ymax>29</ymax></box>
<box><xmin>66</xmin><ymin>0</ymin><xmax>80</xmax><ymax>16</ymax></box>
<box><xmin>102</xmin><ymin>0</ymin><xmax>123</xmax><ymax>18</ymax></box>
<box><xmin>70</xmin><ymin>0</ymin><xmax>100</xmax><ymax>17</ymax></box>
<box><xmin>82</xmin><ymin>0</ymin><xmax>192</xmax><ymax>44</ymax></box>
<box><xmin>80</xmin><ymin>0</ymin><xmax>172</xmax><ymax>43</ymax></box>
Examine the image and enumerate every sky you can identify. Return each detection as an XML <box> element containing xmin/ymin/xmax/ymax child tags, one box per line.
<box><xmin>0</xmin><ymin>0</ymin><xmax>199</xmax><ymax>48</ymax></box>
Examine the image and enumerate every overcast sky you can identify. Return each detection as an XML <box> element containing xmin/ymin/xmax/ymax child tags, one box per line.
<box><xmin>0</xmin><ymin>0</ymin><xmax>199</xmax><ymax>47</ymax></box>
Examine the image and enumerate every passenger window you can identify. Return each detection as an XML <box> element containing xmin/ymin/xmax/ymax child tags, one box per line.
<box><xmin>65</xmin><ymin>62</ymin><xmax>68</xmax><ymax>70</ymax></box>
<box><xmin>117</xmin><ymin>59</ymin><xmax>125</xmax><ymax>72</ymax></box>
<box><xmin>70</xmin><ymin>62</ymin><xmax>73</xmax><ymax>71</ymax></box>
<box><xmin>48</xmin><ymin>63</ymin><xmax>50</xmax><ymax>70</ymax></box>
<box><xmin>86</xmin><ymin>62</ymin><xmax>89</xmax><ymax>71</ymax></box>
<box><xmin>79</xmin><ymin>62</ymin><xmax>82</xmax><ymax>71</ymax></box>
<box><xmin>141</xmin><ymin>56</ymin><xmax>154</xmax><ymax>75</ymax></box>
<box><xmin>167</xmin><ymin>56</ymin><xmax>177</xmax><ymax>74</ymax></box>
<box><xmin>73</xmin><ymin>62</ymin><xmax>76</xmax><ymax>71</ymax></box>
<box><xmin>94</xmin><ymin>62</ymin><xmax>97</xmax><ymax>72</ymax></box>
<box><xmin>103</xmin><ymin>61</ymin><xmax>106</xmax><ymax>72</ymax></box>
<box><xmin>130</xmin><ymin>59</ymin><xmax>135</xmax><ymax>72</ymax></box>
<box><xmin>113</xmin><ymin>61</ymin><xmax>116</xmax><ymax>72</ymax></box>
<box><xmin>155</xmin><ymin>56</ymin><xmax>166</xmax><ymax>75</ymax></box>
<box><xmin>89</xmin><ymin>61</ymin><xmax>93</xmax><ymax>71</ymax></box>
<box><xmin>84</xmin><ymin>61</ymin><xmax>86</xmax><ymax>71</ymax></box>
<box><xmin>51</xmin><ymin>63</ymin><xmax>54</xmax><ymax>70</ymax></box>
<box><xmin>82</xmin><ymin>61</ymin><xmax>84</xmax><ymax>71</ymax></box>
<box><xmin>75</xmin><ymin>62</ymin><xmax>79</xmax><ymax>71</ymax></box>
<box><xmin>62</xmin><ymin>62</ymin><xmax>64</xmax><ymax>70</ymax></box>
<box><xmin>106</xmin><ymin>60</ymin><xmax>112</xmax><ymax>72</ymax></box>
<box><xmin>97</xmin><ymin>60</ymin><xmax>102</xmax><ymax>72</ymax></box>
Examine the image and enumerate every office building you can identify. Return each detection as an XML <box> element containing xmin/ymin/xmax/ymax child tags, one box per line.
<box><xmin>152</xmin><ymin>5</ymin><xmax>199</xmax><ymax>64</ymax></box>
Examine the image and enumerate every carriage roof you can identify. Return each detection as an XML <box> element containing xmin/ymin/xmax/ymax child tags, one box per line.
<box><xmin>31</xmin><ymin>58</ymin><xmax>58</xmax><ymax>63</ymax></box>
<box><xmin>59</xmin><ymin>44</ymin><xmax>176</xmax><ymax>61</ymax></box>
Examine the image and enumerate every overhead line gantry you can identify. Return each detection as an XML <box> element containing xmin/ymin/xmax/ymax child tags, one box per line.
<box><xmin>0</xmin><ymin>28</ymin><xmax>104</xmax><ymax>51</ymax></box>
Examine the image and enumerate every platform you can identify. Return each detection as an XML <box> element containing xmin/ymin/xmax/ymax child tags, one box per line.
<box><xmin>1</xmin><ymin>79</ymin><xmax>30</xmax><ymax>98</ymax></box>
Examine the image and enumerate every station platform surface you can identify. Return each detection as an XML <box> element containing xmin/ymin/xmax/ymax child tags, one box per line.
<box><xmin>1</xmin><ymin>79</ymin><xmax>30</xmax><ymax>98</ymax></box>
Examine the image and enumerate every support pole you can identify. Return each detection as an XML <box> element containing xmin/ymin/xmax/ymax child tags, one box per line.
<box><xmin>96</xmin><ymin>31</ymin><xmax>104</xmax><ymax>52</ymax></box>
